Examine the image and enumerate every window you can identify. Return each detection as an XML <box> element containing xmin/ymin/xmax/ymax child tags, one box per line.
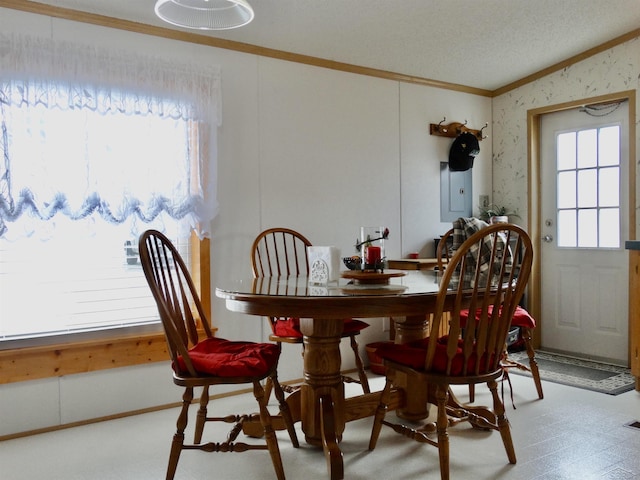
<box><xmin>0</xmin><ymin>104</ymin><xmax>196</xmax><ymax>341</ymax></box>
<box><xmin>556</xmin><ymin>125</ymin><xmax>621</xmax><ymax>248</ymax></box>
<box><xmin>0</xmin><ymin>33</ymin><xmax>219</xmax><ymax>353</ymax></box>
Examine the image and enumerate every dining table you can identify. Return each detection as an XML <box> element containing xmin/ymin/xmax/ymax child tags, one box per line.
<box><xmin>215</xmin><ymin>269</ymin><xmax>452</xmax><ymax>480</ymax></box>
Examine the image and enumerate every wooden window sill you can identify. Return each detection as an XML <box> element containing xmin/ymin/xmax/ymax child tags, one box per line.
<box><xmin>0</xmin><ymin>332</ymin><xmax>169</xmax><ymax>384</ymax></box>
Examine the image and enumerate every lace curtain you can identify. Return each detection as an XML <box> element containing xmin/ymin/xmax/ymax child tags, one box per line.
<box><xmin>0</xmin><ymin>33</ymin><xmax>221</xmax><ymax>240</ymax></box>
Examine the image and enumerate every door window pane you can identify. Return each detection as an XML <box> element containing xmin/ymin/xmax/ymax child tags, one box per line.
<box><xmin>556</xmin><ymin>125</ymin><xmax>620</xmax><ymax>248</ymax></box>
<box><xmin>577</xmin><ymin>169</ymin><xmax>597</xmax><ymax>208</ymax></box>
<box><xmin>599</xmin><ymin>167</ymin><xmax>620</xmax><ymax>207</ymax></box>
<box><xmin>577</xmin><ymin>129</ymin><xmax>597</xmax><ymax>168</ymax></box>
<box><xmin>578</xmin><ymin>209</ymin><xmax>598</xmax><ymax>247</ymax></box>
<box><xmin>558</xmin><ymin>209</ymin><xmax>577</xmax><ymax>247</ymax></box>
<box><xmin>557</xmin><ymin>132</ymin><xmax>576</xmax><ymax>170</ymax></box>
<box><xmin>599</xmin><ymin>208</ymin><xmax>620</xmax><ymax>248</ymax></box>
<box><xmin>599</xmin><ymin>126</ymin><xmax>620</xmax><ymax>167</ymax></box>
<box><xmin>557</xmin><ymin>171</ymin><xmax>576</xmax><ymax>208</ymax></box>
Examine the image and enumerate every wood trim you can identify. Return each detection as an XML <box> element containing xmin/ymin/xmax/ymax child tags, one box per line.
<box><xmin>629</xmin><ymin>250</ymin><xmax>640</xmax><ymax>386</ymax></box>
<box><xmin>0</xmin><ymin>0</ymin><xmax>492</xmax><ymax>97</ymax></box>
<box><xmin>629</xmin><ymin>94</ymin><xmax>637</xmax><ymax>241</ymax></box>
<box><xmin>189</xmin><ymin>234</ymin><xmax>212</xmax><ymax>322</ymax></box>
<box><xmin>493</xmin><ymin>29</ymin><xmax>640</xmax><ymax>97</ymax></box>
<box><xmin>527</xmin><ymin>110</ymin><xmax>542</xmax><ymax>348</ymax></box>
<box><xmin>0</xmin><ymin>332</ymin><xmax>169</xmax><ymax>384</ymax></box>
<box><xmin>1</xmin><ymin>1</ymin><xmax>639</xmax><ymax>98</ymax></box>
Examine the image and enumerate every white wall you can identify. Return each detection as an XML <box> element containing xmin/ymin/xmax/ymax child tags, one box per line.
<box><xmin>0</xmin><ymin>7</ymin><xmax>491</xmax><ymax>437</ymax></box>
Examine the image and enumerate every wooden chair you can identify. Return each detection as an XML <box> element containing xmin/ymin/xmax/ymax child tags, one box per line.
<box><xmin>251</xmin><ymin>227</ymin><xmax>370</xmax><ymax>395</ymax></box>
<box><xmin>437</xmin><ymin>224</ymin><xmax>543</xmax><ymax>401</ymax></box>
<box><xmin>369</xmin><ymin>223</ymin><xmax>533</xmax><ymax>480</ymax></box>
<box><xmin>139</xmin><ymin>229</ymin><xmax>298</xmax><ymax>480</ymax></box>
<box><xmin>436</xmin><ymin>228</ymin><xmax>454</xmax><ymax>272</ymax></box>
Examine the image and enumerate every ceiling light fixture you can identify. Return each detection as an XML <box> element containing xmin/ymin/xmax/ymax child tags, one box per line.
<box><xmin>154</xmin><ymin>0</ymin><xmax>254</xmax><ymax>31</ymax></box>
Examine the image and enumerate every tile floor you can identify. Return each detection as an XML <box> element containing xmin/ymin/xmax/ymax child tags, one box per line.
<box><xmin>1</xmin><ymin>373</ymin><xmax>639</xmax><ymax>480</ymax></box>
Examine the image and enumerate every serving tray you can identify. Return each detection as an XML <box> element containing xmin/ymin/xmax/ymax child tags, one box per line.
<box><xmin>340</xmin><ymin>270</ymin><xmax>406</xmax><ymax>285</ymax></box>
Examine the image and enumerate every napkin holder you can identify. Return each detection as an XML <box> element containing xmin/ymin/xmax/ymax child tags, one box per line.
<box><xmin>308</xmin><ymin>246</ymin><xmax>340</xmax><ymax>284</ymax></box>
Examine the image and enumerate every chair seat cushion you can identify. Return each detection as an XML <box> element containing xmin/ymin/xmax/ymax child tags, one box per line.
<box><xmin>176</xmin><ymin>337</ymin><xmax>280</xmax><ymax>377</ymax></box>
<box><xmin>272</xmin><ymin>317</ymin><xmax>369</xmax><ymax>337</ymax></box>
<box><xmin>374</xmin><ymin>336</ymin><xmax>496</xmax><ymax>376</ymax></box>
<box><xmin>460</xmin><ymin>305</ymin><xmax>536</xmax><ymax>329</ymax></box>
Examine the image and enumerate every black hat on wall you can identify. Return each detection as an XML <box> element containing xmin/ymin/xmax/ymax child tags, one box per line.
<box><xmin>449</xmin><ymin>132</ymin><xmax>480</xmax><ymax>172</ymax></box>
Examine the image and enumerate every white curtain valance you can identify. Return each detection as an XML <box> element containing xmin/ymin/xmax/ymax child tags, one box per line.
<box><xmin>0</xmin><ymin>33</ymin><xmax>221</xmax><ymax>122</ymax></box>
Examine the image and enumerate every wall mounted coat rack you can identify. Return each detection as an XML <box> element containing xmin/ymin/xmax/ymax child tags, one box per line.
<box><xmin>429</xmin><ymin>118</ymin><xmax>488</xmax><ymax>141</ymax></box>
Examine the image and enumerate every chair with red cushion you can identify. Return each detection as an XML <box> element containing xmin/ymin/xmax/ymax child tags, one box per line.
<box><xmin>437</xmin><ymin>221</ymin><xmax>543</xmax><ymax>401</ymax></box>
<box><xmin>369</xmin><ymin>223</ymin><xmax>533</xmax><ymax>480</ymax></box>
<box><xmin>139</xmin><ymin>229</ymin><xmax>298</xmax><ymax>480</ymax></box>
<box><xmin>251</xmin><ymin>228</ymin><xmax>370</xmax><ymax>395</ymax></box>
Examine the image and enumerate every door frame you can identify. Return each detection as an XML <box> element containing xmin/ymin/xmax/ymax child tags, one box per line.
<box><xmin>527</xmin><ymin>90</ymin><xmax>637</xmax><ymax>349</ymax></box>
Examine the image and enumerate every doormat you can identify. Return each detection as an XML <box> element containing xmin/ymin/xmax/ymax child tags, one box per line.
<box><xmin>507</xmin><ymin>350</ymin><xmax>635</xmax><ymax>395</ymax></box>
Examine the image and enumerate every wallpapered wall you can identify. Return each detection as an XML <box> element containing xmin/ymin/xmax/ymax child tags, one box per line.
<box><xmin>492</xmin><ymin>36</ymin><xmax>640</xmax><ymax>232</ymax></box>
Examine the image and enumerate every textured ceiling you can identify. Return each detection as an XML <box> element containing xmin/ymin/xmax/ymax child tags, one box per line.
<box><xmin>14</xmin><ymin>0</ymin><xmax>640</xmax><ymax>92</ymax></box>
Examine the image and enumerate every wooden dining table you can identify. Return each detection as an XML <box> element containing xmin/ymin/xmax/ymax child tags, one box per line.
<box><xmin>215</xmin><ymin>270</ymin><xmax>450</xmax><ymax>480</ymax></box>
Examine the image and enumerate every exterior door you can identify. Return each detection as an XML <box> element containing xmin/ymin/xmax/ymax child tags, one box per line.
<box><xmin>540</xmin><ymin>102</ymin><xmax>629</xmax><ymax>365</ymax></box>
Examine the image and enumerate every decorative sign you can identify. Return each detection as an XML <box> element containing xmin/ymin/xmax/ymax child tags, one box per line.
<box><xmin>307</xmin><ymin>246</ymin><xmax>340</xmax><ymax>284</ymax></box>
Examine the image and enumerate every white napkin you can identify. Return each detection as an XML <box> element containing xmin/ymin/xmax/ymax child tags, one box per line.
<box><xmin>307</xmin><ymin>246</ymin><xmax>341</xmax><ymax>284</ymax></box>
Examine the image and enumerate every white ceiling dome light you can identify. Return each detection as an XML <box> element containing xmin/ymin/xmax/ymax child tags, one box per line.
<box><xmin>154</xmin><ymin>0</ymin><xmax>254</xmax><ymax>30</ymax></box>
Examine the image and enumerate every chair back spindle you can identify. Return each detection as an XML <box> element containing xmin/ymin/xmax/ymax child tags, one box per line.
<box><xmin>251</xmin><ymin>228</ymin><xmax>312</xmax><ymax>277</ymax></box>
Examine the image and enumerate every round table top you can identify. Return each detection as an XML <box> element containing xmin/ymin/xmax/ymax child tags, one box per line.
<box><xmin>215</xmin><ymin>270</ymin><xmax>445</xmax><ymax>319</ymax></box>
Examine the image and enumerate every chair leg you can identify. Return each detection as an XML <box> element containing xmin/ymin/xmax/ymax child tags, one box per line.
<box><xmin>263</xmin><ymin>342</ymin><xmax>285</xmax><ymax>402</ymax></box>
<box><xmin>270</xmin><ymin>371</ymin><xmax>299</xmax><ymax>448</ymax></box>
<box><xmin>194</xmin><ymin>385</ymin><xmax>209</xmax><ymax>444</ymax></box>
<box><xmin>263</xmin><ymin>376</ymin><xmax>275</xmax><ymax>403</ymax></box>
<box><xmin>350</xmin><ymin>334</ymin><xmax>370</xmax><ymax>393</ymax></box>
<box><xmin>369</xmin><ymin>377</ymin><xmax>393</xmax><ymax>450</ymax></box>
<box><xmin>522</xmin><ymin>327</ymin><xmax>544</xmax><ymax>399</ymax></box>
<box><xmin>487</xmin><ymin>378</ymin><xmax>516</xmax><ymax>464</ymax></box>
<box><xmin>435</xmin><ymin>385</ymin><xmax>450</xmax><ymax>480</ymax></box>
<box><xmin>166</xmin><ymin>387</ymin><xmax>193</xmax><ymax>480</ymax></box>
<box><xmin>253</xmin><ymin>381</ymin><xmax>286</xmax><ymax>480</ymax></box>
<box><xmin>468</xmin><ymin>384</ymin><xmax>475</xmax><ymax>403</ymax></box>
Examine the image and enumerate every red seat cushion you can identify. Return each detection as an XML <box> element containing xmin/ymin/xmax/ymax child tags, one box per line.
<box><xmin>374</xmin><ymin>336</ymin><xmax>496</xmax><ymax>376</ymax></box>
<box><xmin>272</xmin><ymin>317</ymin><xmax>369</xmax><ymax>337</ymax></box>
<box><xmin>343</xmin><ymin>319</ymin><xmax>370</xmax><ymax>334</ymax></box>
<box><xmin>460</xmin><ymin>305</ymin><xmax>536</xmax><ymax>329</ymax></box>
<box><xmin>175</xmin><ymin>337</ymin><xmax>280</xmax><ymax>377</ymax></box>
<box><xmin>273</xmin><ymin>317</ymin><xmax>303</xmax><ymax>337</ymax></box>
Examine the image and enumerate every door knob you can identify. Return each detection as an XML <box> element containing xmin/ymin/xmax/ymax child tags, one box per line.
<box><xmin>542</xmin><ymin>234</ymin><xmax>553</xmax><ymax>243</ymax></box>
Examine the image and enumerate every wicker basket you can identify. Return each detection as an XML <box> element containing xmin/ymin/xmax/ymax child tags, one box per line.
<box><xmin>366</xmin><ymin>342</ymin><xmax>393</xmax><ymax>375</ymax></box>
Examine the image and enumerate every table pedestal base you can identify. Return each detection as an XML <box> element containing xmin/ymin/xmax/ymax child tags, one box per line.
<box><xmin>299</xmin><ymin>318</ymin><xmax>345</xmax><ymax>447</ymax></box>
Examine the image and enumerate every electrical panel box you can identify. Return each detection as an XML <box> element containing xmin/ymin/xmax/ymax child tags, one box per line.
<box><xmin>440</xmin><ymin>162</ymin><xmax>472</xmax><ymax>222</ymax></box>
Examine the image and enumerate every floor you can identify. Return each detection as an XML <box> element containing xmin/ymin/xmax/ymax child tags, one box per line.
<box><xmin>1</xmin><ymin>373</ymin><xmax>639</xmax><ymax>480</ymax></box>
